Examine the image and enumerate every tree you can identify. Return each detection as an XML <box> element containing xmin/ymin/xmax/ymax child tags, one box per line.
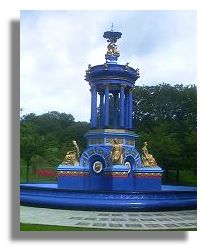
<box><xmin>20</xmin><ymin>121</ymin><xmax>44</xmax><ymax>182</ymax></box>
<box><xmin>133</xmin><ymin>84</ymin><xmax>197</xmax><ymax>173</ymax></box>
<box><xmin>20</xmin><ymin>111</ymin><xmax>90</xmax><ymax>173</ymax></box>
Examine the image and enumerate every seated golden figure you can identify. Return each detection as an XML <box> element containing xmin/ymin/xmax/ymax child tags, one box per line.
<box><xmin>107</xmin><ymin>42</ymin><xmax>119</xmax><ymax>55</ymax></box>
<box><xmin>62</xmin><ymin>151</ymin><xmax>77</xmax><ymax>166</ymax></box>
<box><xmin>110</xmin><ymin>139</ymin><xmax>123</xmax><ymax>165</ymax></box>
<box><xmin>141</xmin><ymin>141</ymin><xmax>157</xmax><ymax>167</ymax></box>
<box><xmin>62</xmin><ymin>140</ymin><xmax>80</xmax><ymax>166</ymax></box>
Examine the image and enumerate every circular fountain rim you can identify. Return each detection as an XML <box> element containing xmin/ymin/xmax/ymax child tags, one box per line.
<box><xmin>20</xmin><ymin>183</ymin><xmax>197</xmax><ymax>212</ymax></box>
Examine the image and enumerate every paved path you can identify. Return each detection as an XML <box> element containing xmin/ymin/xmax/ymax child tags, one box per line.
<box><xmin>20</xmin><ymin>206</ymin><xmax>197</xmax><ymax>230</ymax></box>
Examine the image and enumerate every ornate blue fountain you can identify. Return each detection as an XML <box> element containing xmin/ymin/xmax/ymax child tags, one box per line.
<box><xmin>20</xmin><ymin>28</ymin><xmax>196</xmax><ymax>211</ymax></box>
<box><xmin>57</xmin><ymin>28</ymin><xmax>163</xmax><ymax>192</ymax></box>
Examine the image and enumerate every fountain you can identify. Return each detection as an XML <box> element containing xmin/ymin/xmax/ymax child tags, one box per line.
<box><xmin>20</xmin><ymin>28</ymin><xmax>197</xmax><ymax>211</ymax></box>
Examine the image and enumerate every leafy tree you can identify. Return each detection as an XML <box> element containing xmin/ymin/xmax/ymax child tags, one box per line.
<box><xmin>133</xmin><ymin>83</ymin><xmax>197</xmax><ymax>173</ymax></box>
<box><xmin>20</xmin><ymin>120</ymin><xmax>44</xmax><ymax>182</ymax></box>
<box><xmin>20</xmin><ymin>111</ymin><xmax>90</xmax><ymax>176</ymax></box>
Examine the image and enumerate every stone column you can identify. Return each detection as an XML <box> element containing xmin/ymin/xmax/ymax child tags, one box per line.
<box><xmin>128</xmin><ymin>88</ymin><xmax>133</xmax><ymax>129</ymax></box>
<box><xmin>113</xmin><ymin>92</ymin><xmax>118</xmax><ymax>128</ymax></box>
<box><xmin>120</xmin><ymin>85</ymin><xmax>125</xmax><ymax>128</ymax></box>
<box><xmin>99</xmin><ymin>91</ymin><xmax>104</xmax><ymax>128</ymax></box>
<box><xmin>104</xmin><ymin>84</ymin><xmax>109</xmax><ymax>128</ymax></box>
<box><xmin>90</xmin><ymin>85</ymin><xmax>97</xmax><ymax>128</ymax></box>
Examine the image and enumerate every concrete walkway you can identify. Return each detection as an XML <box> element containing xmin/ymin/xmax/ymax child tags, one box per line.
<box><xmin>20</xmin><ymin>206</ymin><xmax>197</xmax><ymax>230</ymax></box>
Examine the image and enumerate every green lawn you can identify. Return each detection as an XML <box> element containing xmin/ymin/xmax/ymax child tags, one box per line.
<box><xmin>20</xmin><ymin>158</ymin><xmax>57</xmax><ymax>183</ymax></box>
<box><xmin>20</xmin><ymin>223</ymin><xmax>196</xmax><ymax>231</ymax></box>
<box><xmin>20</xmin><ymin>223</ymin><xmax>116</xmax><ymax>231</ymax></box>
<box><xmin>163</xmin><ymin>169</ymin><xmax>197</xmax><ymax>186</ymax></box>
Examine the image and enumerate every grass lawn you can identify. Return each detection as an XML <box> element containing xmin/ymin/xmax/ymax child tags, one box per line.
<box><xmin>20</xmin><ymin>223</ymin><xmax>116</xmax><ymax>231</ymax></box>
<box><xmin>20</xmin><ymin>223</ymin><xmax>196</xmax><ymax>231</ymax></box>
<box><xmin>20</xmin><ymin>158</ymin><xmax>57</xmax><ymax>183</ymax></box>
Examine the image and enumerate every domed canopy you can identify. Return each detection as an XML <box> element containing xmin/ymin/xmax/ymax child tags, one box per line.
<box><xmin>85</xmin><ymin>63</ymin><xmax>139</xmax><ymax>89</ymax></box>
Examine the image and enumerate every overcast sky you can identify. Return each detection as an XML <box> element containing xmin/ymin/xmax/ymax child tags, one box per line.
<box><xmin>20</xmin><ymin>10</ymin><xmax>196</xmax><ymax>122</ymax></box>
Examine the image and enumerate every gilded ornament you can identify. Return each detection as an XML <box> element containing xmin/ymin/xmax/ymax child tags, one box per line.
<box><xmin>62</xmin><ymin>140</ymin><xmax>80</xmax><ymax>166</ymax></box>
<box><xmin>141</xmin><ymin>141</ymin><xmax>157</xmax><ymax>167</ymax></box>
<box><xmin>110</xmin><ymin>138</ymin><xmax>124</xmax><ymax>165</ymax></box>
<box><xmin>107</xmin><ymin>42</ymin><xmax>119</xmax><ymax>56</ymax></box>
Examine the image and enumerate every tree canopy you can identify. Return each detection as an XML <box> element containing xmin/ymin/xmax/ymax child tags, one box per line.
<box><xmin>132</xmin><ymin>84</ymin><xmax>196</xmax><ymax>173</ymax></box>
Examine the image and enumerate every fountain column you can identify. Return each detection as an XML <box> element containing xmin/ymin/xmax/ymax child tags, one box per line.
<box><xmin>113</xmin><ymin>92</ymin><xmax>118</xmax><ymax>128</ymax></box>
<box><xmin>99</xmin><ymin>91</ymin><xmax>104</xmax><ymax>128</ymax></box>
<box><xmin>128</xmin><ymin>88</ymin><xmax>133</xmax><ymax>129</ymax></box>
<box><xmin>120</xmin><ymin>85</ymin><xmax>125</xmax><ymax>128</ymax></box>
<box><xmin>104</xmin><ymin>84</ymin><xmax>109</xmax><ymax>128</ymax></box>
<box><xmin>125</xmin><ymin>89</ymin><xmax>129</xmax><ymax>129</ymax></box>
<box><xmin>90</xmin><ymin>85</ymin><xmax>97</xmax><ymax>128</ymax></box>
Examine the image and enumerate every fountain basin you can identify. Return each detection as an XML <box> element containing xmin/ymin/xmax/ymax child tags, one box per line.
<box><xmin>20</xmin><ymin>183</ymin><xmax>197</xmax><ymax>212</ymax></box>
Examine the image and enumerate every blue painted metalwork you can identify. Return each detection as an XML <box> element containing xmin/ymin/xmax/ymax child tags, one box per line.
<box><xmin>104</xmin><ymin>85</ymin><xmax>109</xmax><ymax>127</ymax></box>
<box><xmin>124</xmin><ymin>91</ymin><xmax>128</xmax><ymax>129</ymax></box>
<box><xmin>90</xmin><ymin>85</ymin><xmax>97</xmax><ymax>128</ymax></box>
<box><xmin>20</xmin><ymin>184</ymin><xmax>197</xmax><ymax>211</ymax></box>
<box><xmin>128</xmin><ymin>89</ymin><xmax>133</xmax><ymax>129</ymax></box>
<box><xmin>99</xmin><ymin>91</ymin><xmax>104</xmax><ymax>128</ymax></box>
<box><xmin>113</xmin><ymin>93</ymin><xmax>118</xmax><ymax>128</ymax></box>
<box><xmin>120</xmin><ymin>86</ymin><xmax>125</xmax><ymax>128</ymax></box>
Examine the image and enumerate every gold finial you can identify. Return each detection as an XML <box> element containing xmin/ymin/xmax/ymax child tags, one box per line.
<box><xmin>141</xmin><ymin>141</ymin><xmax>158</xmax><ymax>167</ymax></box>
<box><xmin>106</xmin><ymin>42</ymin><xmax>119</xmax><ymax>56</ymax></box>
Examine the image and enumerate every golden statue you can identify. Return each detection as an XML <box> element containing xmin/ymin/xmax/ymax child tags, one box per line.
<box><xmin>107</xmin><ymin>42</ymin><xmax>119</xmax><ymax>55</ymax></box>
<box><xmin>141</xmin><ymin>142</ymin><xmax>157</xmax><ymax>167</ymax></box>
<box><xmin>62</xmin><ymin>140</ymin><xmax>80</xmax><ymax>166</ymax></box>
<box><xmin>110</xmin><ymin>139</ymin><xmax>124</xmax><ymax>165</ymax></box>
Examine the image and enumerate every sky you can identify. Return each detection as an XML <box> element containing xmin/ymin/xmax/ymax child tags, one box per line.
<box><xmin>20</xmin><ymin>10</ymin><xmax>196</xmax><ymax>122</ymax></box>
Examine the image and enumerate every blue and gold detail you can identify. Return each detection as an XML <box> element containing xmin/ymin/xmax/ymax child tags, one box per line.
<box><xmin>57</xmin><ymin>28</ymin><xmax>163</xmax><ymax>191</ymax></box>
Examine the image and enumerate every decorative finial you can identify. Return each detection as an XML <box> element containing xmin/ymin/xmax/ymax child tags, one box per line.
<box><xmin>104</xmin><ymin>62</ymin><xmax>108</xmax><ymax>69</ymax></box>
<box><xmin>111</xmin><ymin>23</ymin><xmax>114</xmax><ymax>31</ymax></box>
<box><xmin>103</xmin><ymin>28</ymin><xmax>122</xmax><ymax>63</ymax></box>
<box><xmin>125</xmin><ymin>62</ymin><xmax>129</xmax><ymax>70</ymax></box>
<box><xmin>136</xmin><ymin>68</ymin><xmax>140</xmax><ymax>78</ymax></box>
